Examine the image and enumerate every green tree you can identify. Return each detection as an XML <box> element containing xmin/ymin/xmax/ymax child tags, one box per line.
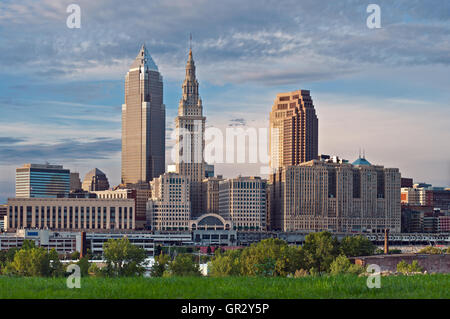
<box><xmin>254</xmin><ymin>257</ymin><xmax>276</xmax><ymax>276</ymax></box>
<box><xmin>209</xmin><ymin>249</ymin><xmax>242</xmax><ymax>277</ymax></box>
<box><xmin>239</xmin><ymin>238</ymin><xmax>304</xmax><ymax>276</ymax></box>
<box><xmin>48</xmin><ymin>248</ymin><xmax>64</xmax><ymax>277</ymax></box>
<box><xmin>150</xmin><ymin>253</ymin><xmax>170</xmax><ymax>277</ymax></box>
<box><xmin>302</xmin><ymin>231</ymin><xmax>339</xmax><ymax>273</ymax></box>
<box><xmin>9</xmin><ymin>247</ymin><xmax>50</xmax><ymax>276</ymax></box>
<box><xmin>0</xmin><ymin>248</ymin><xmax>18</xmax><ymax>269</ymax></box>
<box><xmin>103</xmin><ymin>238</ymin><xmax>147</xmax><ymax>277</ymax></box>
<box><xmin>330</xmin><ymin>254</ymin><xmax>364</xmax><ymax>275</ymax></box>
<box><xmin>167</xmin><ymin>254</ymin><xmax>201</xmax><ymax>276</ymax></box>
<box><xmin>21</xmin><ymin>239</ymin><xmax>36</xmax><ymax>250</ymax></box>
<box><xmin>339</xmin><ymin>235</ymin><xmax>376</xmax><ymax>257</ymax></box>
<box><xmin>77</xmin><ymin>255</ymin><xmax>90</xmax><ymax>277</ymax></box>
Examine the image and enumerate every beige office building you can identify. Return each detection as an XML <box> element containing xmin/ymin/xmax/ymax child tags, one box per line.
<box><xmin>174</xmin><ymin>48</ymin><xmax>206</xmax><ymax>217</ymax></box>
<box><xmin>147</xmin><ymin>173</ymin><xmax>191</xmax><ymax>231</ymax></box>
<box><xmin>268</xmin><ymin>157</ymin><xmax>401</xmax><ymax>232</ymax></box>
<box><xmin>5</xmin><ymin>198</ymin><xmax>135</xmax><ymax>231</ymax></box>
<box><xmin>202</xmin><ymin>175</ymin><xmax>224</xmax><ymax>215</ymax></box>
<box><xmin>269</xmin><ymin>90</ymin><xmax>318</xmax><ymax>169</ymax></box>
<box><xmin>219</xmin><ymin>176</ymin><xmax>267</xmax><ymax>231</ymax></box>
<box><xmin>94</xmin><ymin>187</ymin><xmax>151</xmax><ymax>230</ymax></box>
<box><xmin>122</xmin><ymin>45</ymin><xmax>165</xmax><ymax>185</ymax></box>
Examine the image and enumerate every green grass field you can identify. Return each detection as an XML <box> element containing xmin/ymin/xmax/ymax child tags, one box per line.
<box><xmin>0</xmin><ymin>274</ymin><xmax>449</xmax><ymax>299</ymax></box>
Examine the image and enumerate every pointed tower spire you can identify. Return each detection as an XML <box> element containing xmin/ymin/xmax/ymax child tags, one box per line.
<box><xmin>130</xmin><ymin>44</ymin><xmax>158</xmax><ymax>71</ymax></box>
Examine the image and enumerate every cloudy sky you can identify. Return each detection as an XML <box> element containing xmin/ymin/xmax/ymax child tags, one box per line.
<box><xmin>0</xmin><ymin>0</ymin><xmax>449</xmax><ymax>202</ymax></box>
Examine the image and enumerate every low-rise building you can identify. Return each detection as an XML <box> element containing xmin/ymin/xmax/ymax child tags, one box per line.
<box><xmin>94</xmin><ymin>186</ymin><xmax>151</xmax><ymax>230</ymax></box>
<box><xmin>5</xmin><ymin>197</ymin><xmax>135</xmax><ymax>231</ymax></box>
<box><xmin>0</xmin><ymin>229</ymin><xmax>79</xmax><ymax>254</ymax></box>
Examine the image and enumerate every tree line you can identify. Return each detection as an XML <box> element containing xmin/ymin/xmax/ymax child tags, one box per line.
<box><xmin>4</xmin><ymin>231</ymin><xmax>440</xmax><ymax>278</ymax></box>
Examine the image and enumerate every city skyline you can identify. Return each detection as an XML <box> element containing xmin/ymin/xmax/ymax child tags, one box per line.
<box><xmin>0</xmin><ymin>0</ymin><xmax>449</xmax><ymax>203</ymax></box>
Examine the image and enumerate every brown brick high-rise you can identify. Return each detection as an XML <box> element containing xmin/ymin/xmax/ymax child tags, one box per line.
<box><xmin>269</xmin><ymin>90</ymin><xmax>318</xmax><ymax>169</ymax></box>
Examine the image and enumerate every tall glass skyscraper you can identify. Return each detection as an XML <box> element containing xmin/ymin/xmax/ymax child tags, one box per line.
<box><xmin>15</xmin><ymin>163</ymin><xmax>70</xmax><ymax>198</ymax></box>
<box><xmin>121</xmin><ymin>45</ymin><xmax>165</xmax><ymax>184</ymax></box>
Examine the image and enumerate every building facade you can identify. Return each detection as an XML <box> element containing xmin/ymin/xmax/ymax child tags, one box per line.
<box><xmin>401</xmin><ymin>186</ymin><xmax>450</xmax><ymax>211</ymax></box>
<box><xmin>82</xmin><ymin>168</ymin><xmax>110</xmax><ymax>192</ymax></box>
<box><xmin>70</xmin><ymin>172</ymin><xmax>82</xmax><ymax>192</ymax></box>
<box><xmin>268</xmin><ymin>158</ymin><xmax>401</xmax><ymax>233</ymax></box>
<box><xmin>0</xmin><ymin>204</ymin><xmax>6</xmax><ymax>231</ymax></box>
<box><xmin>219</xmin><ymin>176</ymin><xmax>267</xmax><ymax>231</ymax></box>
<box><xmin>16</xmin><ymin>163</ymin><xmax>70</xmax><ymax>198</ymax></box>
<box><xmin>269</xmin><ymin>90</ymin><xmax>318</xmax><ymax>169</ymax></box>
<box><xmin>202</xmin><ymin>175</ymin><xmax>224</xmax><ymax>215</ymax></box>
<box><xmin>174</xmin><ymin>48</ymin><xmax>206</xmax><ymax>217</ymax></box>
<box><xmin>5</xmin><ymin>198</ymin><xmax>135</xmax><ymax>231</ymax></box>
<box><xmin>121</xmin><ymin>45</ymin><xmax>165</xmax><ymax>185</ymax></box>
<box><xmin>94</xmin><ymin>186</ymin><xmax>151</xmax><ymax>230</ymax></box>
<box><xmin>147</xmin><ymin>173</ymin><xmax>191</xmax><ymax>231</ymax></box>
<box><xmin>0</xmin><ymin>229</ymin><xmax>79</xmax><ymax>254</ymax></box>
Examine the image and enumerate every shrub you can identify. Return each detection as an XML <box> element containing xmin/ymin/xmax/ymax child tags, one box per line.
<box><xmin>330</xmin><ymin>255</ymin><xmax>364</xmax><ymax>275</ymax></box>
<box><xmin>209</xmin><ymin>250</ymin><xmax>241</xmax><ymax>277</ymax></box>
<box><xmin>150</xmin><ymin>253</ymin><xmax>170</xmax><ymax>277</ymax></box>
<box><xmin>417</xmin><ymin>246</ymin><xmax>444</xmax><ymax>254</ymax></box>
<box><xmin>88</xmin><ymin>263</ymin><xmax>100</xmax><ymax>276</ymax></box>
<box><xmin>397</xmin><ymin>260</ymin><xmax>424</xmax><ymax>274</ymax></box>
<box><xmin>167</xmin><ymin>254</ymin><xmax>201</xmax><ymax>276</ymax></box>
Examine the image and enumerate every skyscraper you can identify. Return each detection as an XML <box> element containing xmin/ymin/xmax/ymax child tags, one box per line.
<box><xmin>15</xmin><ymin>163</ymin><xmax>70</xmax><ymax>198</ymax></box>
<box><xmin>121</xmin><ymin>45</ymin><xmax>165</xmax><ymax>185</ymax></box>
<box><xmin>175</xmin><ymin>47</ymin><xmax>206</xmax><ymax>217</ymax></box>
<box><xmin>269</xmin><ymin>90</ymin><xmax>318</xmax><ymax>169</ymax></box>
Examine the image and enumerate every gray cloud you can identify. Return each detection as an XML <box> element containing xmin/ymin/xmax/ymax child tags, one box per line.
<box><xmin>228</xmin><ymin>118</ymin><xmax>247</xmax><ymax>127</ymax></box>
<box><xmin>0</xmin><ymin>137</ymin><xmax>26</xmax><ymax>144</ymax></box>
<box><xmin>0</xmin><ymin>0</ymin><xmax>448</xmax><ymax>85</ymax></box>
<box><xmin>0</xmin><ymin>137</ymin><xmax>121</xmax><ymax>163</ymax></box>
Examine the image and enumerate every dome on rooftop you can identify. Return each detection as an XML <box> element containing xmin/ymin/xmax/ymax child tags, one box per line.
<box><xmin>352</xmin><ymin>157</ymin><xmax>371</xmax><ymax>166</ymax></box>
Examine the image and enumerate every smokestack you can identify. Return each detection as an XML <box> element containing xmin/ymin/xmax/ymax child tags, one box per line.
<box><xmin>384</xmin><ymin>228</ymin><xmax>389</xmax><ymax>254</ymax></box>
<box><xmin>80</xmin><ymin>231</ymin><xmax>87</xmax><ymax>258</ymax></box>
